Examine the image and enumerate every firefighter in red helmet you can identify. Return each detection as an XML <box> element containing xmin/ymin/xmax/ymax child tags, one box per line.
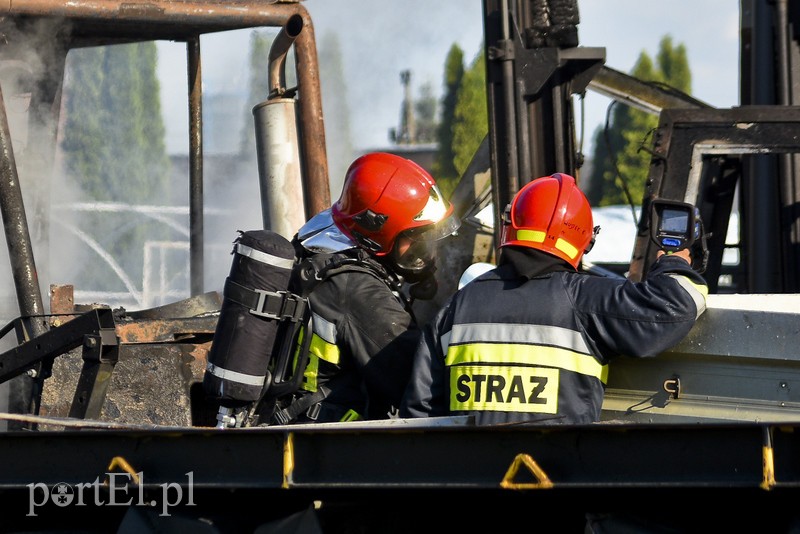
<box><xmin>270</xmin><ymin>152</ymin><xmax>459</xmax><ymax>424</ymax></box>
<box><xmin>401</xmin><ymin>173</ymin><xmax>707</xmax><ymax>425</ymax></box>
<box><xmin>331</xmin><ymin>152</ymin><xmax>460</xmax><ymax>290</ymax></box>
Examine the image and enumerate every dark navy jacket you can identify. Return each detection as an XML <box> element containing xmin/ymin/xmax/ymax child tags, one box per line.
<box><xmin>400</xmin><ymin>248</ymin><xmax>707</xmax><ymax>425</ymax></box>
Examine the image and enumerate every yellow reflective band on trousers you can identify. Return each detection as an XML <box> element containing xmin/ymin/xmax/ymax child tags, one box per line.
<box><xmin>450</xmin><ymin>364</ymin><xmax>560</xmax><ymax>413</ymax></box>
<box><xmin>445</xmin><ymin>343</ymin><xmax>608</xmax><ymax>384</ymax></box>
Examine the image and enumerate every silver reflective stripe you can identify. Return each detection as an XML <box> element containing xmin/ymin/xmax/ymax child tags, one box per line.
<box><xmin>668</xmin><ymin>273</ymin><xmax>708</xmax><ymax>319</ymax></box>
<box><xmin>206</xmin><ymin>362</ymin><xmax>266</xmax><ymax>387</ymax></box>
<box><xmin>441</xmin><ymin>329</ymin><xmax>452</xmax><ymax>353</ymax></box>
<box><xmin>445</xmin><ymin>323</ymin><xmax>590</xmax><ymax>353</ymax></box>
<box><xmin>235</xmin><ymin>243</ymin><xmax>294</xmax><ymax>270</ymax></box>
<box><xmin>311</xmin><ymin>311</ymin><xmax>337</xmax><ymax>344</ymax></box>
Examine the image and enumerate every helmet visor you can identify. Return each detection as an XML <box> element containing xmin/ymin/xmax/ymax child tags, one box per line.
<box><xmin>391</xmin><ymin>212</ymin><xmax>460</xmax><ymax>273</ymax></box>
<box><xmin>402</xmin><ymin>211</ymin><xmax>461</xmax><ymax>243</ymax></box>
<box><xmin>393</xmin><ymin>238</ymin><xmax>436</xmax><ymax>273</ymax></box>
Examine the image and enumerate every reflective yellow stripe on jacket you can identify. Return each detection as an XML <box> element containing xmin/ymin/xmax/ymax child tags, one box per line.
<box><xmin>443</xmin><ymin>323</ymin><xmax>608</xmax><ymax>413</ymax></box>
<box><xmin>668</xmin><ymin>273</ymin><xmax>708</xmax><ymax>319</ymax></box>
<box><xmin>295</xmin><ymin>311</ymin><xmax>340</xmax><ymax>392</ymax></box>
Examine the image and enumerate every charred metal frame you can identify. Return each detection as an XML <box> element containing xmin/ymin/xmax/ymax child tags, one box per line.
<box><xmin>0</xmin><ymin>291</ymin><xmax>219</xmax><ymax>422</ymax></box>
<box><xmin>0</xmin><ymin>0</ymin><xmax>330</xmax><ymax>316</ymax></box>
<box><xmin>482</xmin><ymin>0</ymin><xmax>604</xmax><ymax>240</ymax></box>
<box><xmin>628</xmin><ymin>107</ymin><xmax>800</xmax><ymax>293</ymax></box>
<box><xmin>0</xmin><ymin>307</ymin><xmax>119</xmax><ymax>420</ymax></box>
<box><xmin>0</xmin><ymin>1</ymin><xmax>331</xmax><ymax>420</ymax></box>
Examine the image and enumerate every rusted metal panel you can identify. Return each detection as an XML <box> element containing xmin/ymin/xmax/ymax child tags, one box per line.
<box><xmin>115</xmin><ymin>317</ymin><xmax>217</xmax><ymax>344</ymax></box>
<box><xmin>0</xmin><ymin>0</ymin><xmax>329</xmax><ymax>321</ymax></box>
<box><xmin>49</xmin><ymin>284</ymin><xmax>75</xmax><ymax>317</ymax></box>
<box><xmin>39</xmin><ymin>342</ymin><xmax>205</xmax><ymax>427</ymax></box>
<box><xmin>34</xmin><ymin>290</ymin><xmax>217</xmax><ymax>427</ymax></box>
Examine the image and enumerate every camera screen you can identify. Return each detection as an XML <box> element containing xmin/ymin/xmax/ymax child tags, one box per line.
<box><xmin>661</xmin><ymin>208</ymin><xmax>689</xmax><ymax>233</ymax></box>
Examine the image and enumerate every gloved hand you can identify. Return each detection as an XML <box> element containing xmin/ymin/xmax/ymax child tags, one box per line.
<box><xmin>657</xmin><ymin>248</ymin><xmax>692</xmax><ymax>264</ymax></box>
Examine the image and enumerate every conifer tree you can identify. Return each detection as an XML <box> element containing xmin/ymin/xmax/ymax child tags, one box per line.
<box><xmin>63</xmin><ymin>42</ymin><xmax>168</xmax><ymax>202</ymax></box>
<box><xmin>434</xmin><ymin>44</ymin><xmax>465</xmax><ymax>188</ymax></box>
<box><xmin>451</xmin><ymin>48</ymin><xmax>488</xmax><ymax>181</ymax></box>
<box><xmin>60</xmin><ymin>42</ymin><xmax>170</xmax><ymax>291</ymax></box>
<box><xmin>61</xmin><ymin>47</ymin><xmax>105</xmax><ymax>194</ymax></box>
<box><xmin>586</xmin><ymin>35</ymin><xmax>691</xmax><ymax>209</ymax></box>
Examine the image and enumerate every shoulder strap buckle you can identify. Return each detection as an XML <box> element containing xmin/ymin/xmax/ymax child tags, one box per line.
<box><xmin>223</xmin><ymin>278</ymin><xmax>308</xmax><ymax>322</ymax></box>
<box><xmin>251</xmin><ymin>289</ymin><xmax>307</xmax><ymax>322</ymax></box>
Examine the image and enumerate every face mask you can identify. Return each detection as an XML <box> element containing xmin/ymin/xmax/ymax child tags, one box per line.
<box><xmin>392</xmin><ymin>237</ymin><xmax>436</xmax><ymax>274</ymax></box>
<box><xmin>389</xmin><ymin>212</ymin><xmax>460</xmax><ymax>275</ymax></box>
<box><xmin>408</xmin><ymin>271</ymin><xmax>438</xmax><ymax>300</ymax></box>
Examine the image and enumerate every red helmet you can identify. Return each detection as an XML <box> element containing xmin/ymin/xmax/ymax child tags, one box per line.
<box><xmin>332</xmin><ymin>153</ymin><xmax>459</xmax><ymax>273</ymax></box>
<box><xmin>500</xmin><ymin>173</ymin><xmax>596</xmax><ymax>269</ymax></box>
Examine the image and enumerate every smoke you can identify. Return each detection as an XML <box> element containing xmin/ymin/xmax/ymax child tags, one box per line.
<box><xmin>0</xmin><ymin>18</ymin><xmax>80</xmax><ymax>425</ymax></box>
<box><xmin>0</xmin><ymin>18</ymin><xmax>76</xmax><ymax>323</ymax></box>
<box><xmin>157</xmin><ymin>1</ymin><xmax>485</xmax><ymax>157</ymax></box>
<box><xmin>301</xmin><ymin>0</ymin><xmax>484</xmax><ymax>154</ymax></box>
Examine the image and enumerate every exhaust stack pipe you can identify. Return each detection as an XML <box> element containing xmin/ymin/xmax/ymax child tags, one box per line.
<box><xmin>253</xmin><ymin>13</ymin><xmax>306</xmax><ymax>239</ymax></box>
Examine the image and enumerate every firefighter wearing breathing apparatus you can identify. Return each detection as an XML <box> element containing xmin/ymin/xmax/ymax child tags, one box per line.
<box><xmin>271</xmin><ymin>152</ymin><xmax>460</xmax><ymax>424</ymax></box>
<box><xmin>400</xmin><ymin>172</ymin><xmax>708</xmax><ymax>425</ymax></box>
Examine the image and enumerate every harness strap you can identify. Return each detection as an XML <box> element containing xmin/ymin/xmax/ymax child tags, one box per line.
<box><xmin>223</xmin><ymin>277</ymin><xmax>307</xmax><ymax>322</ymax></box>
<box><xmin>271</xmin><ymin>385</ymin><xmax>331</xmax><ymax>425</ymax></box>
<box><xmin>258</xmin><ymin>249</ymin><xmax>402</xmax><ymax>426</ymax></box>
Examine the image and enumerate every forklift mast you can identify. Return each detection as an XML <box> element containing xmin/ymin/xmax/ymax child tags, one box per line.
<box><xmin>482</xmin><ymin>0</ymin><xmax>603</xmax><ymax>237</ymax></box>
<box><xmin>481</xmin><ymin>0</ymin><xmax>800</xmax><ymax>294</ymax></box>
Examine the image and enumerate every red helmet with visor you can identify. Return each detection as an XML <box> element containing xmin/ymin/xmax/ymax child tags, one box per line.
<box><xmin>332</xmin><ymin>152</ymin><xmax>459</xmax><ymax>275</ymax></box>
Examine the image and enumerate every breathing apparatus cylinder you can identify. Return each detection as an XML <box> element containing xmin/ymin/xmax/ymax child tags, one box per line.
<box><xmin>253</xmin><ymin>98</ymin><xmax>306</xmax><ymax>240</ymax></box>
<box><xmin>204</xmin><ymin>230</ymin><xmax>297</xmax><ymax>409</ymax></box>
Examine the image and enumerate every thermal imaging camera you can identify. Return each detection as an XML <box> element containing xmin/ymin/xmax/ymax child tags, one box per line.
<box><xmin>650</xmin><ymin>199</ymin><xmax>699</xmax><ymax>252</ymax></box>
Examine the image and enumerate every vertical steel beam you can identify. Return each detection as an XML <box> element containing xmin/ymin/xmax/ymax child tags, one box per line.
<box><xmin>0</xmin><ymin>83</ymin><xmax>48</xmax><ymax>427</ymax></box>
<box><xmin>187</xmin><ymin>36</ymin><xmax>204</xmax><ymax>297</ymax></box>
